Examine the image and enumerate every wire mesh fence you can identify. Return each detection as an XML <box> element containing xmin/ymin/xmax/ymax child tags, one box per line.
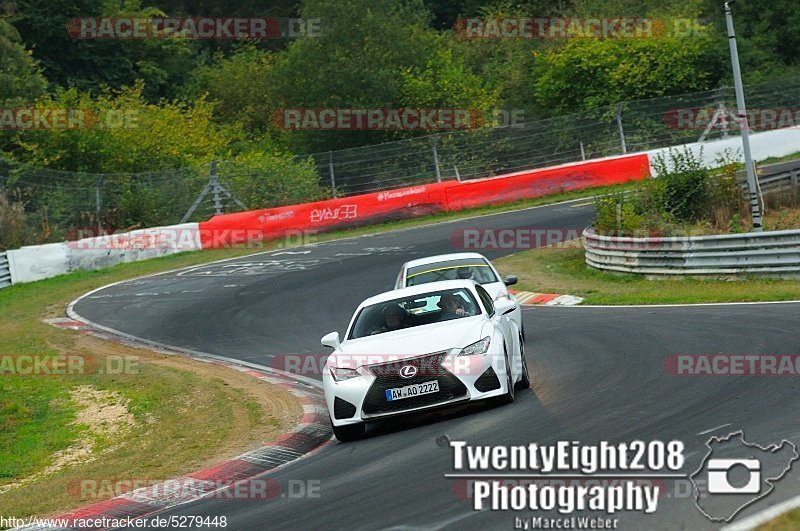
<box><xmin>307</xmin><ymin>75</ymin><xmax>800</xmax><ymax>195</ymax></box>
<box><xmin>2</xmin><ymin>75</ymin><xmax>800</xmax><ymax>250</ymax></box>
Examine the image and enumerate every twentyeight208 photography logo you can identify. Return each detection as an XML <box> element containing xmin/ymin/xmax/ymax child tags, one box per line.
<box><xmin>690</xmin><ymin>431</ymin><xmax>798</xmax><ymax>522</ymax></box>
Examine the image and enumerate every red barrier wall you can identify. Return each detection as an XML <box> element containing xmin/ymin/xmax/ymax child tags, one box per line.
<box><xmin>199</xmin><ymin>153</ymin><xmax>651</xmax><ymax>248</ymax></box>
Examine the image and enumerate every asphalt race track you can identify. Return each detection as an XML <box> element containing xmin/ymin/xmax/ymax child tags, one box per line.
<box><xmin>72</xmin><ymin>200</ymin><xmax>800</xmax><ymax>530</ymax></box>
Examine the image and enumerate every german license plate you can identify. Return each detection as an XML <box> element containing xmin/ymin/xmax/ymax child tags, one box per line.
<box><xmin>385</xmin><ymin>380</ymin><xmax>439</xmax><ymax>401</ymax></box>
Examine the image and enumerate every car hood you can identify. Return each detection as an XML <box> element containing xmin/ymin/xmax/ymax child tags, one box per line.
<box><xmin>333</xmin><ymin>317</ymin><xmax>489</xmax><ymax>367</ymax></box>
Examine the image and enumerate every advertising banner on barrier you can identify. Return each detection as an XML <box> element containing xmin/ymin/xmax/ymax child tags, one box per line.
<box><xmin>442</xmin><ymin>155</ymin><xmax>651</xmax><ymax>210</ymax></box>
<box><xmin>198</xmin><ymin>154</ymin><xmax>651</xmax><ymax>249</ymax></box>
<box><xmin>198</xmin><ymin>182</ymin><xmax>454</xmax><ymax>248</ymax></box>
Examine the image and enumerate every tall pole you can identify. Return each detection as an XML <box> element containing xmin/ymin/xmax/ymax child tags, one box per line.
<box><xmin>725</xmin><ymin>1</ymin><xmax>762</xmax><ymax>231</ymax></box>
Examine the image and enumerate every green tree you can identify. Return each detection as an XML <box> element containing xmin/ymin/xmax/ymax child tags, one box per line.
<box><xmin>187</xmin><ymin>45</ymin><xmax>282</xmax><ymax>135</ymax></box>
<box><xmin>268</xmin><ymin>0</ymin><xmax>449</xmax><ymax>153</ymax></box>
<box><xmin>400</xmin><ymin>40</ymin><xmax>498</xmax><ymax>117</ymax></box>
<box><xmin>10</xmin><ymin>0</ymin><xmax>198</xmax><ymax>101</ymax></box>
<box><xmin>533</xmin><ymin>31</ymin><xmax>722</xmax><ymax>114</ymax></box>
<box><xmin>10</xmin><ymin>83</ymin><xmax>233</xmax><ymax>172</ymax></box>
<box><xmin>0</xmin><ymin>19</ymin><xmax>47</xmax><ymax>102</ymax></box>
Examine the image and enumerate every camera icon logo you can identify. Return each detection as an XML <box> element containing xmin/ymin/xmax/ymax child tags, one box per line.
<box><xmin>691</xmin><ymin>430</ymin><xmax>798</xmax><ymax>522</ymax></box>
<box><xmin>707</xmin><ymin>458</ymin><xmax>761</xmax><ymax>494</ymax></box>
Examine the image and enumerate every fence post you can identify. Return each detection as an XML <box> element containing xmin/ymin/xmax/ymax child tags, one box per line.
<box><xmin>0</xmin><ymin>158</ymin><xmax>8</xmax><ymax>190</ymax></box>
<box><xmin>94</xmin><ymin>175</ymin><xmax>103</xmax><ymax>233</ymax></box>
<box><xmin>580</xmin><ymin>141</ymin><xmax>586</xmax><ymax>161</ymax></box>
<box><xmin>432</xmin><ymin>137</ymin><xmax>442</xmax><ymax>183</ymax></box>
<box><xmin>616</xmin><ymin>103</ymin><xmax>627</xmax><ymax>155</ymax></box>
<box><xmin>210</xmin><ymin>161</ymin><xmax>223</xmax><ymax>216</ymax></box>
<box><xmin>718</xmin><ymin>86</ymin><xmax>730</xmax><ymax>138</ymax></box>
<box><xmin>328</xmin><ymin>151</ymin><xmax>337</xmax><ymax>198</ymax></box>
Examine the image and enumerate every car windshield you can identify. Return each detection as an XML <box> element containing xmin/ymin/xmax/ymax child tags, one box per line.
<box><xmin>349</xmin><ymin>288</ymin><xmax>480</xmax><ymax>339</ymax></box>
<box><xmin>405</xmin><ymin>258</ymin><xmax>498</xmax><ymax>286</ymax></box>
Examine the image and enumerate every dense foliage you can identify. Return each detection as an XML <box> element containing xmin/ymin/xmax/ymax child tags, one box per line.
<box><xmin>594</xmin><ymin>147</ymin><xmax>744</xmax><ymax>235</ymax></box>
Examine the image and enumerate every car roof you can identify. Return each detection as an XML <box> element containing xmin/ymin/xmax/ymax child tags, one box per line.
<box><xmin>401</xmin><ymin>252</ymin><xmax>490</xmax><ymax>270</ymax></box>
<box><xmin>359</xmin><ymin>280</ymin><xmax>479</xmax><ymax>307</ymax></box>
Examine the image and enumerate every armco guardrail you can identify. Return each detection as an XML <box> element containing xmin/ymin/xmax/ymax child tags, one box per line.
<box><xmin>583</xmin><ymin>227</ymin><xmax>800</xmax><ymax>276</ymax></box>
<box><xmin>0</xmin><ymin>252</ymin><xmax>10</xmax><ymax>289</ymax></box>
<box><xmin>750</xmin><ymin>159</ymin><xmax>800</xmax><ymax>193</ymax></box>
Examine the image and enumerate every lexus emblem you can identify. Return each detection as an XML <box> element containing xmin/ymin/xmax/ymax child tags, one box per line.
<box><xmin>399</xmin><ymin>365</ymin><xmax>418</xmax><ymax>379</ymax></box>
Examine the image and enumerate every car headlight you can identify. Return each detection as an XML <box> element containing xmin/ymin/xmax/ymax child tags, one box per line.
<box><xmin>458</xmin><ymin>337</ymin><xmax>491</xmax><ymax>356</ymax></box>
<box><xmin>330</xmin><ymin>367</ymin><xmax>360</xmax><ymax>381</ymax></box>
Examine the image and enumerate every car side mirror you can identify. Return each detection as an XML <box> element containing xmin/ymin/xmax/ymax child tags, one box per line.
<box><xmin>321</xmin><ymin>331</ymin><xmax>340</xmax><ymax>349</ymax></box>
<box><xmin>504</xmin><ymin>275</ymin><xmax>518</xmax><ymax>286</ymax></box>
<box><xmin>494</xmin><ymin>298</ymin><xmax>516</xmax><ymax>315</ymax></box>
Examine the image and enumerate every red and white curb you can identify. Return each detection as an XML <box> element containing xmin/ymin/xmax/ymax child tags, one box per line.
<box><xmin>510</xmin><ymin>290</ymin><xmax>584</xmax><ymax>306</ymax></box>
<box><xmin>19</xmin><ymin>318</ymin><xmax>333</xmax><ymax>531</ymax></box>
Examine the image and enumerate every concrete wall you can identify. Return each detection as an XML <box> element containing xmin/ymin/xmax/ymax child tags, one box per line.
<box><xmin>6</xmin><ymin>223</ymin><xmax>200</xmax><ymax>286</ymax></box>
<box><xmin>647</xmin><ymin>128</ymin><xmax>800</xmax><ymax>176</ymax></box>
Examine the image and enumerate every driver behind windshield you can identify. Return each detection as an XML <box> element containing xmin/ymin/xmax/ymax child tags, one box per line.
<box><xmin>371</xmin><ymin>303</ymin><xmax>406</xmax><ymax>334</ymax></box>
<box><xmin>438</xmin><ymin>294</ymin><xmax>467</xmax><ymax>320</ymax></box>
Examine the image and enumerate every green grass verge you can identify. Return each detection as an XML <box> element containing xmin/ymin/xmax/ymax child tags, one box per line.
<box><xmin>0</xmin><ymin>248</ymin><xmax>302</xmax><ymax>519</ymax></box>
<box><xmin>758</xmin><ymin>508</ymin><xmax>800</xmax><ymax>529</ymax></box>
<box><xmin>494</xmin><ymin>246</ymin><xmax>800</xmax><ymax>305</ymax></box>
<box><xmin>759</xmin><ymin>151</ymin><xmax>800</xmax><ymax>165</ymax></box>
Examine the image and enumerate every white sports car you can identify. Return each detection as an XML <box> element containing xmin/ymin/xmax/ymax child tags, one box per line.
<box><xmin>321</xmin><ymin>280</ymin><xmax>529</xmax><ymax>441</ymax></box>
<box><xmin>394</xmin><ymin>252</ymin><xmax>524</xmax><ymax>339</ymax></box>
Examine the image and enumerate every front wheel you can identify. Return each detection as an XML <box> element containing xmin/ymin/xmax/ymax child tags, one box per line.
<box><xmin>498</xmin><ymin>346</ymin><xmax>515</xmax><ymax>404</ymax></box>
<box><xmin>331</xmin><ymin>420</ymin><xmax>365</xmax><ymax>442</ymax></box>
<box><xmin>516</xmin><ymin>333</ymin><xmax>531</xmax><ymax>390</ymax></box>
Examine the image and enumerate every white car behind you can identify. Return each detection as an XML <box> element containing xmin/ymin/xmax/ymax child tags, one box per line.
<box><xmin>394</xmin><ymin>252</ymin><xmax>524</xmax><ymax>339</ymax></box>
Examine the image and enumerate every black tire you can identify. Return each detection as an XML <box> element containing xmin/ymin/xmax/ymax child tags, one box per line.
<box><xmin>516</xmin><ymin>333</ymin><xmax>531</xmax><ymax>390</ymax></box>
<box><xmin>498</xmin><ymin>345</ymin><xmax>515</xmax><ymax>404</ymax></box>
<box><xmin>331</xmin><ymin>420</ymin><xmax>365</xmax><ymax>442</ymax></box>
